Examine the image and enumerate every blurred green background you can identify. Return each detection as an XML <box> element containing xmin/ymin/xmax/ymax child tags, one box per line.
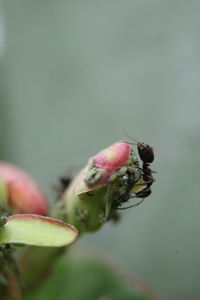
<box><xmin>0</xmin><ymin>1</ymin><xmax>199</xmax><ymax>299</ymax></box>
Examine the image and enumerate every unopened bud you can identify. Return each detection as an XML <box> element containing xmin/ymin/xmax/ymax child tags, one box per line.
<box><xmin>92</xmin><ymin>141</ymin><xmax>132</xmax><ymax>171</ymax></box>
<box><xmin>60</xmin><ymin>141</ymin><xmax>143</xmax><ymax>233</ymax></box>
<box><xmin>0</xmin><ymin>162</ymin><xmax>48</xmax><ymax>215</ymax></box>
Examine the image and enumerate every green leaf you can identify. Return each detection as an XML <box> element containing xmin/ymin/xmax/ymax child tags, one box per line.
<box><xmin>24</xmin><ymin>253</ymin><xmax>157</xmax><ymax>300</ymax></box>
<box><xmin>0</xmin><ymin>214</ymin><xmax>78</xmax><ymax>247</ymax></box>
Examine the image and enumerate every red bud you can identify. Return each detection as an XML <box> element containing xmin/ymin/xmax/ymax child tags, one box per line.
<box><xmin>0</xmin><ymin>162</ymin><xmax>48</xmax><ymax>215</ymax></box>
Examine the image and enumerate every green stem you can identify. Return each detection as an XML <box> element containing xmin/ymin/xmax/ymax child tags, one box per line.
<box><xmin>0</xmin><ymin>246</ymin><xmax>22</xmax><ymax>300</ymax></box>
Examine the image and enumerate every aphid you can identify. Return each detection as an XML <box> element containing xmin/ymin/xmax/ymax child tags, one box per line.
<box><xmin>84</xmin><ymin>164</ymin><xmax>105</xmax><ymax>186</ymax></box>
<box><xmin>110</xmin><ymin>168</ymin><xmax>141</xmax><ymax>211</ymax></box>
<box><xmin>53</xmin><ymin>165</ymin><xmax>81</xmax><ymax>198</ymax></box>
<box><xmin>59</xmin><ymin>175</ymin><xmax>72</xmax><ymax>191</ymax></box>
<box><xmin>53</xmin><ymin>174</ymin><xmax>72</xmax><ymax>199</ymax></box>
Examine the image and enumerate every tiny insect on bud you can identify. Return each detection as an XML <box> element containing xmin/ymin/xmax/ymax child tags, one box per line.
<box><xmin>0</xmin><ymin>162</ymin><xmax>48</xmax><ymax>215</ymax></box>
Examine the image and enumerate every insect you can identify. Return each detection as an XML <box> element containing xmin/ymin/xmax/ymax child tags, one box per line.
<box><xmin>52</xmin><ymin>174</ymin><xmax>72</xmax><ymax>199</ymax></box>
<box><xmin>59</xmin><ymin>175</ymin><xmax>72</xmax><ymax>191</ymax></box>
<box><xmin>119</xmin><ymin>134</ymin><xmax>155</xmax><ymax>209</ymax></box>
<box><xmin>136</xmin><ymin>141</ymin><xmax>154</xmax><ymax>192</ymax></box>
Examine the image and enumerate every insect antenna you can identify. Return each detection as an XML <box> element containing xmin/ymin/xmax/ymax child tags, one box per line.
<box><xmin>122</xmin><ymin>129</ymin><xmax>139</xmax><ymax>145</ymax></box>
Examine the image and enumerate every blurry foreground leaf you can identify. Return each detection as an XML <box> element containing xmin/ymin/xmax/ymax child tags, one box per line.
<box><xmin>24</xmin><ymin>253</ymin><xmax>157</xmax><ymax>300</ymax></box>
<box><xmin>0</xmin><ymin>176</ymin><xmax>7</xmax><ymax>208</ymax></box>
<box><xmin>0</xmin><ymin>214</ymin><xmax>78</xmax><ymax>246</ymax></box>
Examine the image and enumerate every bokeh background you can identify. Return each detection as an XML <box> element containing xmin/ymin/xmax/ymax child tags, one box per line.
<box><xmin>0</xmin><ymin>1</ymin><xmax>199</xmax><ymax>299</ymax></box>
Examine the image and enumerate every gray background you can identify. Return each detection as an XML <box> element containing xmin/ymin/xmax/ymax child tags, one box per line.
<box><xmin>0</xmin><ymin>1</ymin><xmax>200</xmax><ymax>299</ymax></box>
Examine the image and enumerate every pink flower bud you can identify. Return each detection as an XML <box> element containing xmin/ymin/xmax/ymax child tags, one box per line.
<box><xmin>0</xmin><ymin>162</ymin><xmax>48</xmax><ymax>215</ymax></box>
<box><xmin>92</xmin><ymin>141</ymin><xmax>132</xmax><ymax>171</ymax></box>
<box><xmin>61</xmin><ymin>141</ymin><xmax>141</xmax><ymax>232</ymax></box>
<box><xmin>72</xmin><ymin>141</ymin><xmax>135</xmax><ymax>195</ymax></box>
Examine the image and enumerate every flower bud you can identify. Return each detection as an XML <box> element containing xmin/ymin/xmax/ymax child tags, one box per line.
<box><xmin>0</xmin><ymin>162</ymin><xmax>48</xmax><ymax>215</ymax></box>
<box><xmin>92</xmin><ymin>141</ymin><xmax>132</xmax><ymax>171</ymax></box>
<box><xmin>74</xmin><ymin>141</ymin><xmax>134</xmax><ymax>195</ymax></box>
<box><xmin>60</xmin><ymin>142</ymin><xmax>143</xmax><ymax>233</ymax></box>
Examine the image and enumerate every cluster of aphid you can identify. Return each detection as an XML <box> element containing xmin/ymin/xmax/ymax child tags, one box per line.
<box><xmin>92</xmin><ymin>141</ymin><xmax>155</xmax><ymax>215</ymax></box>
